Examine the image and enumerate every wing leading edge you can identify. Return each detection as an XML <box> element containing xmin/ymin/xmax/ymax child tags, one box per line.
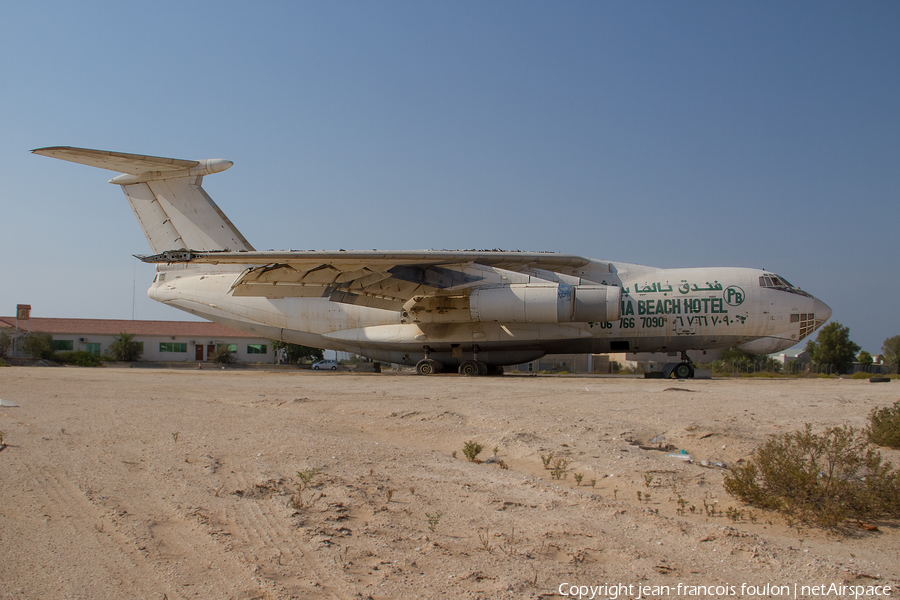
<box><xmin>140</xmin><ymin>250</ymin><xmax>610</xmax><ymax>312</ymax></box>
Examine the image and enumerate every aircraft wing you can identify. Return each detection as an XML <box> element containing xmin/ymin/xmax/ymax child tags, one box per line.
<box><xmin>138</xmin><ymin>250</ymin><xmax>599</xmax><ymax>311</ymax></box>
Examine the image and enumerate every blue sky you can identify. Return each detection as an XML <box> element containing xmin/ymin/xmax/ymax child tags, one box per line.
<box><xmin>2</xmin><ymin>2</ymin><xmax>897</xmax><ymax>352</ymax></box>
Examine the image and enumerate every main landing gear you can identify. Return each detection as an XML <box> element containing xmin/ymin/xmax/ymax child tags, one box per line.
<box><xmin>415</xmin><ymin>346</ymin><xmax>445</xmax><ymax>375</ymax></box>
<box><xmin>458</xmin><ymin>360</ymin><xmax>485</xmax><ymax>376</ymax></box>
<box><xmin>414</xmin><ymin>345</ymin><xmax>503</xmax><ymax>376</ymax></box>
<box><xmin>459</xmin><ymin>344</ymin><xmax>487</xmax><ymax>376</ymax></box>
<box><xmin>416</xmin><ymin>358</ymin><xmax>443</xmax><ymax>375</ymax></box>
<box><xmin>457</xmin><ymin>344</ymin><xmax>504</xmax><ymax>376</ymax></box>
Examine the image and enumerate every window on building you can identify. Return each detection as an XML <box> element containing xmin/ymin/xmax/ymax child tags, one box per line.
<box><xmin>247</xmin><ymin>344</ymin><xmax>267</xmax><ymax>354</ymax></box>
<box><xmin>85</xmin><ymin>343</ymin><xmax>101</xmax><ymax>356</ymax></box>
<box><xmin>217</xmin><ymin>343</ymin><xmax>238</xmax><ymax>353</ymax></box>
<box><xmin>160</xmin><ymin>342</ymin><xmax>188</xmax><ymax>353</ymax></box>
<box><xmin>52</xmin><ymin>340</ymin><xmax>74</xmax><ymax>351</ymax></box>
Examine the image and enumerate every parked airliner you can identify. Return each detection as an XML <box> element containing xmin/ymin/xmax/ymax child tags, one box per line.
<box><xmin>34</xmin><ymin>147</ymin><xmax>831</xmax><ymax>376</ymax></box>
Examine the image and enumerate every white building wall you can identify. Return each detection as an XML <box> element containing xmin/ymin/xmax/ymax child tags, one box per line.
<box><xmin>50</xmin><ymin>334</ymin><xmax>273</xmax><ymax>363</ymax></box>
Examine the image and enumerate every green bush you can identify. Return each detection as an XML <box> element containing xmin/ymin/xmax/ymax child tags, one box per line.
<box><xmin>0</xmin><ymin>329</ymin><xmax>11</xmax><ymax>357</ymax></box>
<box><xmin>724</xmin><ymin>424</ymin><xmax>900</xmax><ymax>527</ymax></box>
<box><xmin>867</xmin><ymin>401</ymin><xmax>900</xmax><ymax>449</ymax></box>
<box><xmin>210</xmin><ymin>347</ymin><xmax>236</xmax><ymax>364</ymax></box>
<box><xmin>22</xmin><ymin>332</ymin><xmax>56</xmax><ymax>360</ymax></box>
<box><xmin>714</xmin><ymin>348</ymin><xmax>783</xmax><ymax>375</ymax></box>
<box><xmin>107</xmin><ymin>333</ymin><xmax>142</xmax><ymax>362</ymax></box>
<box><xmin>57</xmin><ymin>351</ymin><xmax>103</xmax><ymax>367</ymax></box>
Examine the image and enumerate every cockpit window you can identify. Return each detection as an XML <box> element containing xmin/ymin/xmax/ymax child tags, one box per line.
<box><xmin>759</xmin><ymin>273</ymin><xmax>810</xmax><ymax>297</ymax></box>
<box><xmin>760</xmin><ymin>274</ymin><xmax>791</xmax><ymax>287</ymax></box>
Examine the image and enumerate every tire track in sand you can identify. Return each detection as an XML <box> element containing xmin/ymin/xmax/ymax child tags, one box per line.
<box><xmin>223</xmin><ymin>488</ymin><xmax>352</xmax><ymax>599</ymax></box>
<box><xmin>27</xmin><ymin>467</ymin><xmax>184</xmax><ymax>600</ymax></box>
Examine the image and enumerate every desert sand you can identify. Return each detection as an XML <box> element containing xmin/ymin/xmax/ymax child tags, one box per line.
<box><xmin>0</xmin><ymin>367</ymin><xmax>898</xmax><ymax>600</ymax></box>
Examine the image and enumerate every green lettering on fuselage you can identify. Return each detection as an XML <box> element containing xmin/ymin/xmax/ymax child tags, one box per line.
<box><xmin>628</xmin><ymin>291</ymin><xmax>729</xmax><ymax>322</ymax></box>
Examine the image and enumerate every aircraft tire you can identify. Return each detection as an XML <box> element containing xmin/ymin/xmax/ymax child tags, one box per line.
<box><xmin>416</xmin><ymin>359</ymin><xmax>441</xmax><ymax>375</ymax></box>
<box><xmin>459</xmin><ymin>360</ymin><xmax>482</xmax><ymax>376</ymax></box>
<box><xmin>673</xmin><ymin>362</ymin><xmax>693</xmax><ymax>379</ymax></box>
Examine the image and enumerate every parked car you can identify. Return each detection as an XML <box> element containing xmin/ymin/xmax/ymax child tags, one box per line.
<box><xmin>312</xmin><ymin>359</ymin><xmax>339</xmax><ymax>370</ymax></box>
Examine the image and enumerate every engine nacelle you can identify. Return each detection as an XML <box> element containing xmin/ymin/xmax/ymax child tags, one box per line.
<box><xmin>469</xmin><ymin>284</ymin><xmax>621</xmax><ymax>323</ymax></box>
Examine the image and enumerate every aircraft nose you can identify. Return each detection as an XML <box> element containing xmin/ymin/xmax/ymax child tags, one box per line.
<box><xmin>814</xmin><ymin>297</ymin><xmax>832</xmax><ymax>323</ymax></box>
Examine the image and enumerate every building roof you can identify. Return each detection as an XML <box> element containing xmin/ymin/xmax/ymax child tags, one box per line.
<box><xmin>0</xmin><ymin>316</ymin><xmax>262</xmax><ymax>339</ymax></box>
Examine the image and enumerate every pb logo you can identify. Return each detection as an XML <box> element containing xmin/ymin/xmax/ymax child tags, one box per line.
<box><xmin>724</xmin><ymin>285</ymin><xmax>745</xmax><ymax>306</ymax></box>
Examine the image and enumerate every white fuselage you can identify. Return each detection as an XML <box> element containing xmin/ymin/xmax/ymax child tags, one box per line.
<box><xmin>149</xmin><ymin>259</ymin><xmax>829</xmax><ymax>367</ymax></box>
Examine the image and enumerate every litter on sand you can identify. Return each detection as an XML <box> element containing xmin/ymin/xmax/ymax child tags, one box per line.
<box><xmin>666</xmin><ymin>449</ymin><xmax>693</xmax><ymax>462</ymax></box>
<box><xmin>0</xmin><ymin>399</ymin><xmax>20</xmax><ymax>407</ymax></box>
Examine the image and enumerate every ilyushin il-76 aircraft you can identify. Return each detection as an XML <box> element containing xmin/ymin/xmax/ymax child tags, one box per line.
<box><xmin>34</xmin><ymin>147</ymin><xmax>832</xmax><ymax>377</ymax></box>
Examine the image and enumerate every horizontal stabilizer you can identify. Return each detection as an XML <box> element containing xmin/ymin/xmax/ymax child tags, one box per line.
<box><xmin>33</xmin><ymin>146</ymin><xmax>252</xmax><ymax>253</ymax></box>
<box><xmin>32</xmin><ymin>147</ymin><xmax>199</xmax><ymax>176</ymax></box>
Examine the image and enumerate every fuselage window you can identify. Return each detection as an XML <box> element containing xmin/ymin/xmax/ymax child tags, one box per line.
<box><xmin>797</xmin><ymin>313</ymin><xmax>817</xmax><ymax>340</ymax></box>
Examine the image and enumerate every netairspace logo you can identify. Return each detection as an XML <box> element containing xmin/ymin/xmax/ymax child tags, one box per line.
<box><xmin>557</xmin><ymin>582</ymin><xmax>893</xmax><ymax>599</ymax></box>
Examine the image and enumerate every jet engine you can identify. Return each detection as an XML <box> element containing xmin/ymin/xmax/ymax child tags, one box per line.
<box><xmin>469</xmin><ymin>283</ymin><xmax>621</xmax><ymax>323</ymax></box>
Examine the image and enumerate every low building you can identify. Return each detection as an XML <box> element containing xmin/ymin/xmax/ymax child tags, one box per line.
<box><xmin>0</xmin><ymin>313</ymin><xmax>274</xmax><ymax>363</ymax></box>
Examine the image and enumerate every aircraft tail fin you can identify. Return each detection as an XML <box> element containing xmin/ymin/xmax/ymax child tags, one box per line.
<box><xmin>32</xmin><ymin>146</ymin><xmax>254</xmax><ymax>254</ymax></box>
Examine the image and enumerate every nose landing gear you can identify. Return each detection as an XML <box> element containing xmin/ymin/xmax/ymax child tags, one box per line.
<box><xmin>666</xmin><ymin>351</ymin><xmax>695</xmax><ymax>379</ymax></box>
<box><xmin>672</xmin><ymin>362</ymin><xmax>694</xmax><ymax>379</ymax></box>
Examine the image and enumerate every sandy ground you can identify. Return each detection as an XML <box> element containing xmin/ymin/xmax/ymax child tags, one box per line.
<box><xmin>0</xmin><ymin>367</ymin><xmax>898</xmax><ymax>600</ymax></box>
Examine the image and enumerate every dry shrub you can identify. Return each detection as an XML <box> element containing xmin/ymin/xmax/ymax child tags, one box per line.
<box><xmin>462</xmin><ymin>440</ymin><xmax>484</xmax><ymax>462</ymax></box>
<box><xmin>867</xmin><ymin>401</ymin><xmax>900</xmax><ymax>449</ymax></box>
<box><xmin>724</xmin><ymin>424</ymin><xmax>900</xmax><ymax>527</ymax></box>
<box><xmin>57</xmin><ymin>351</ymin><xmax>102</xmax><ymax>367</ymax></box>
